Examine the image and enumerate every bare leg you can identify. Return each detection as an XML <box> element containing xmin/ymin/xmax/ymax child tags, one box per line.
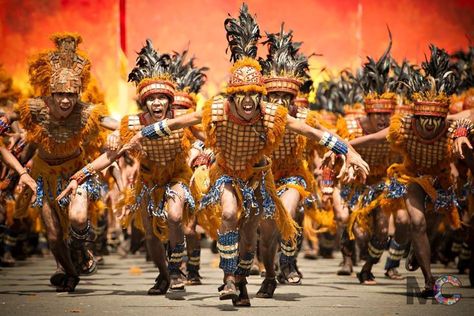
<box><xmin>184</xmin><ymin>218</ymin><xmax>202</xmax><ymax>284</ymax></box>
<box><xmin>142</xmin><ymin>210</ymin><xmax>169</xmax><ymax>295</ymax></box>
<box><xmin>217</xmin><ymin>183</ymin><xmax>239</xmax><ymax>299</ymax></box>
<box><xmin>166</xmin><ymin>183</ymin><xmax>187</xmax><ymax>291</ymax></box>
<box><xmin>405</xmin><ymin>183</ymin><xmax>434</xmax><ymax>290</ymax></box>
<box><xmin>41</xmin><ymin>200</ymin><xmax>78</xmax><ymax>291</ymax></box>
<box><xmin>358</xmin><ymin>207</ymin><xmax>389</xmax><ymax>285</ymax></box>
<box><xmin>384</xmin><ymin>209</ymin><xmax>410</xmax><ymax>279</ymax></box>
<box><xmin>68</xmin><ymin>187</ymin><xmax>96</xmax><ymax>275</ymax></box>
<box><xmin>256</xmin><ymin>218</ymin><xmax>279</xmax><ymax>298</ymax></box>
<box><xmin>274</xmin><ymin>188</ymin><xmax>301</xmax><ymax>284</ymax></box>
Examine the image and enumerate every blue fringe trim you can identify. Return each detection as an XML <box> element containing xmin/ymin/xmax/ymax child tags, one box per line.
<box><xmin>32</xmin><ymin>175</ymin><xmax>101</xmax><ymax>209</ymax></box>
<box><xmin>200</xmin><ymin>173</ymin><xmax>276</xmax><ymax>219</ymax></box>
<box><xmin>133</xmin><ymin>181</ymin><xmax>195</xmax><ymax>219</ymax></box>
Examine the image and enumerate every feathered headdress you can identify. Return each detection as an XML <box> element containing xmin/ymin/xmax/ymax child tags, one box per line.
<box><xmin>260</xmin><ymin>23</ymin><xmax>311</xmax><ymax>96</ymax></box>
<box><xmin>409</xmin><ymin>44</ymin><xmax>459</xmax><ymax>116</ymax></box>
<box><xmin>128</xmin><ymin>39</ymin><xmax>175</xmax><ymax>103</ymax></box>
<box><xmin>224</xmin><ymin>3</ymin><xmax>265</xmax><ymax>95</ymax></box>
<box><xmin>170</xmin><ymin>49</ymin><xmax>208</xmax><ymax>108</ymax></box>
<box><xmin>361</xmin><ymin>28</ymin><xmax>396</xmax><ymax>113</ymax></box>
<box><xmin>28</xmin><ymin>32</ymin><xmax>90</xmax><ymax>96</ymax></box>
<box><xmin>450</xmin><ymin>45</ymin><xmax>473</xmax><ymax>94</ymax></box>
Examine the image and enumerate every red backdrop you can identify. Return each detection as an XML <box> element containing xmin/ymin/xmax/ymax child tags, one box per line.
<box><xmin>1</xmin><ymin>0</ymin><xmax>472</xmax><ymax>116</ymax></box>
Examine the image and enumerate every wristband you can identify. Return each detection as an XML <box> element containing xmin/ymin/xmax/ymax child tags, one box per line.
<box><xmin>319</xmin><ymin>132</ymin><xmax>348</xmax><ymax>155</ymax></box>
<box><xmin>141</xmin><ymin>119</ymin><xmax>171</xmax><ymax>139</ymax></box>
<box><xmin>0</xmin><ymin>116</ymin><xmax>10</xmax><ymax>135</ymax></box>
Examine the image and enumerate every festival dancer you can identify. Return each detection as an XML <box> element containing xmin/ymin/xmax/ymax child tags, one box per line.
<box><xmin>60</xmin><ymin>39</ymin><xmax>200</xmax><ymax>294</ymax></box>
<box><xmin>110</xmin><ymin>4</ymin><xmax>369</xmax><ymax>306</ymax></box>
<box><xmin>169</xmin><ymin>49</ymin><xmax>209</xmax><ymax>285</ymax></box>
<box><xmin>345</xmin><ymin>34</ymin><xmax>410</xmax><ymax>284</ymax></box>
<box><xmin>3</xmin><ymin>33</ymin><xmax>111</xmax><ymax>292</ymax></box>
<box><xmin>349</xmin><ymin>44</ymin><xmax>473</xmax><ymax>296</ymax></box>
<box><xmin>257</xmin><ymin>23</ymin><xmax>319</xmax><ymax>287</ymax></box>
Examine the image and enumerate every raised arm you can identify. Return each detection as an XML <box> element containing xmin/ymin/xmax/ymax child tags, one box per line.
<box><xmin>349</xmin><ymin>127</ymin><xmax>389</xmax><ymax>149</ymax></box>
<box><xmin>448</xmin><ymin>109</ymin><xmax>474</xmax><ymax>123</ymax></box>
<box><xmin>100</xmin><ymin>116</ymin><xmax>120</xmax><ymax>131</ymax></box>
<box><xmin>120</xmin><ymin>110</ymin><xmax>203</xmax><ymax>154</ymax></box>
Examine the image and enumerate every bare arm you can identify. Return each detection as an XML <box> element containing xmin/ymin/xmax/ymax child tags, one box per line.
<box><xmin>286</xmin><ymin>115</ymin><xmax>369</xmax><ymax>181</ymax></box>
<box><xmin>448</xmin><ymin>109</ymin><xmax>474</xmax><ymax>123</ymax></box>
<box><xmin>349</xmin><ymin>127</ymin><xmax>389</xmax><ymax>149</ymax></box>
<box><xmin>100</xmin><ymin>116</ymin><xmax>120</xmax><ymax>131</ymax></box>
<box><xmin>121</xmin><ymin>110</ymin><xmax>203</xmax><ymax>153</ymax></box>
<box><xmin>286</xmin><ymin>115</ymin><xmax>326</xmax><ymax>141</ymax></box>
<box><xmin>0</xmin><ymin>146</ymin><xmax>27</xmax><ymax>175</ymax></box>
<box><xmin>56</xmin><ymin>150</ymin><xmax>120</xmax><ymax>201</ymax></box>
<box><xmin>190</xmin><ymin>125</ymin><xmax>206</xmax><ymax>142</ymax></box>
<box><xmin>88</xmin><ymin>150</ymin><xmax>122</xmax><ymax>175</ymax></box>
<box><xmin>0</xmin><ymin>146</ymin><xmax>37</xmax><ymax>195</ymax></box>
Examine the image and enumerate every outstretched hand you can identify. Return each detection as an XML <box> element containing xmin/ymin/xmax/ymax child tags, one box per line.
<box><xmin>321</xmin><ymin>149</ymin><xmax>369</xmax><ymax>183</ymax></box>
<box><xmin>18</xmin><ymin>173</ymin><xmax>37</xmax><ymax>203</ymax></box>
<box><xmin>56</xmin><ymin>180</ymin><xmax>78</xmax><ymax>202</ymax></box>
<box><xmin>106</xmin><ymin>130</ymin><xmax>120</xmax><ymax>151</ymax></box>
<box><xmin>117</xmin><ymin>132</ymin><xmax>143</xmax><ymax>156</ymax></box>
<box><xmin>453</xmin><ymin>136</ymin><xmax>473</xmax><ymax>160</ymax></box>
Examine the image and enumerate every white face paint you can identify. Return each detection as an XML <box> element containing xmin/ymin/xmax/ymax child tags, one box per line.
<box><xmin>145</xmin><ymin>93</ymin><xmax>170</xmax><ymax>121</ymax></box>
<box><xmin>231</xmin><ymin>91</ymin><xmax>261</xmax><ymax>121</ymax></box>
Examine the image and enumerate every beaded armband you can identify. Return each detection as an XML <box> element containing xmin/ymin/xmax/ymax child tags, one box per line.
<box><xmin>141</xmin><ymin>119</ymin><xmax>172</xmax><ymax>139</ymax></box>
<box><xmin>321</xmin><ymin>167</ymin><xmax>335</xmax><ymax>194</ymax></box>
<box><xmin>0</xmin><ymin>116</ymin><xmax>11</xmax><ymax>135</ymax></box>
<box><xmin>319</xmin><ymin>131</ymin><xmax>348</xmax><ymax>155</ymax></box>
<box><xmin>449</xmin><ymin>118</ymin><xmax>474</xmax><ymax>139</ymax></box>
<box><xmin>192</xmin><ymin>140</ymin><xmax>205</xmax><ymax>151</ymax></box>
<box><xmin>71</xmin><ymin>164</ymin><xmax>95</xmax><ymax>185</ymax></box>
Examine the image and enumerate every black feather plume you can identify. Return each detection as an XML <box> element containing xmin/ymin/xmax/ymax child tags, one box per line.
<box><xmin>260</xmin><ymin>23</ymin><xmax>311</xmax><ymax>81</ymax></box>
<box><xmin>128</xmin><ymin>39</ymin><xmax>172</xmax><ymax>85</ymax></box>
<box><xmin>361</xmin><ymin>27</ymin><xmax>393</xmax><ymax>95</ymax></box>
<box><xmin>420</xmin><ymin>44</ymin><xmax>458</xmax><ymax>95</ymax></box>
<box><xmin>224</xmin><ymin>3</ymin><xmax>261</xmax><ymax>62</ymax></box>
<box><xmin>170</xmin><ymin>50</ymin><xmax>209</xmax><ymax>93</ymax></box>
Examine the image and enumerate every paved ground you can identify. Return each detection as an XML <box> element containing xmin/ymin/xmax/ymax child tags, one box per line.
<box><xmin>0</xmin><ymin>249</ymin><xmax>473</xmax><ymax>316</ymax></box>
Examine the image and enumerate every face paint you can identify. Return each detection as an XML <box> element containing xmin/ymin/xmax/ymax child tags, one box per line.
<box><xmin>145</xmin><ymin>93</ymin><xmax>170</xmax><ymax>121</ymax></box>
<box><xmin>232</xmin><ymin>91</ymin><xmax>261</xmax><ymax>121</ymax></box>
<box><xmin>267</xmin><ymin>92</ymin><xmax>294</xmax><ymax>108</ymax></box>
<box><xmin>415</xmin><ymin>115</ymin><xmax>445</xmax><ymax>138</ymax></box>
<box><xmin>51</xmin><ymin>92</ymin><xmax>79</xmax><ymax>119</ymax></box>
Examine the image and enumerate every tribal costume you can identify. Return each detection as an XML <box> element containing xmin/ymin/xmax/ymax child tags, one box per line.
<box><xmin>258</xmin><ymin>24</ymin><xmax>322</xmax><ymax>280</ymax></box>
<box><xmin>343</xmin><ymin>33</ymin><xmax>406</xmax><ymax>281</ymax></box>
<box><xmin>119</xmin><ymin>41</ymin><xmax>195</xmax><ymax>243</ymax></box>
<box><xmin>15</xmin><ymin>34</ymin><xmax>107</xmax><ymax>237</ymax></box>
<box><xmin>10</xmin><ymin>33</ymin><xmax>110</xmax><ymax>292</ymax></box>
<box><xmin>371</xmin><ymin>45</ymin><xmax>473</xmax><ymax>294</ymax></box>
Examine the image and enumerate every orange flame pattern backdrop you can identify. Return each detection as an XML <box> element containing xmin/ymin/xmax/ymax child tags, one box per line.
<box><xmin>0</xmin><ymin>0</ymin><xmax>473</xmax><ymax>117</ymax></box>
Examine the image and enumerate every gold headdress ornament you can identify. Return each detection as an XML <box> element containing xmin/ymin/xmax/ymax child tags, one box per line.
<box><xmin>170</xmin><ymin>50</ymin><xmax>208</xmax><ymax>109</ymax></box>
<box><xmin>409</xmin><ymin>45</ymin><xmax>459</xmax><ymax>117</ymax></box>
<box><xmin>224</xmin><ymin>3</ymin><xmax>266</xmax><ymax>95</ymax></box>
<box><xmin>28</xmin><ymin>32</ymin><xmax>91</xmax><ymax>96</ymax></box>
<box><xmin>361</xmin><ymin>28</ymin><xmax>396</xmax><ymax>113</ymax></box>
<box><xmin>128</xmin><ymin>39</ymin><xmax>175</xmax><ymax>104</ymax></box>
<box><xmin>260</xmin><ymin>23</ymin><xmax>311</xmax><ymax>96</ymax></box>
